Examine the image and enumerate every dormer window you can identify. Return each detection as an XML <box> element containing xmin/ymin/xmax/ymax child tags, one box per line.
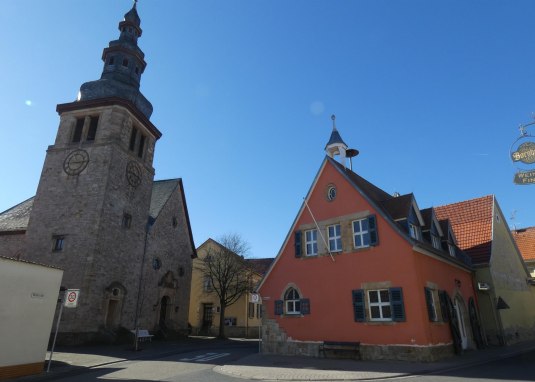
<box><xmin>448</xmin><ymin>243</ymin><xmax>456</xmax><ymax>257</ymax></box>
<box><xmin>409</xmin><ymin>223</ymin><xmax>421</xmax><ymax>240</ymax></box>
<box><xmin>431</xmin><ymin>234</ymin><xmax>441</xmax><ymax>250</ymax></box>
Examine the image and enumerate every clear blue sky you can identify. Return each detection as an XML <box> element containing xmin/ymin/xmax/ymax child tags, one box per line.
<box><xmin>1</xmin><ymin>1</ymin><xmax>534</xmax><ymax>259</ymax></box>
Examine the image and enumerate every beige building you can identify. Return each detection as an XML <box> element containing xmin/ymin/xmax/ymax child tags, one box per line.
<box><xmin>188</xmin><ymin>239</ymin><xmax>272</xmax><ymax>338</ymax></box>
<box><xmin>436</xmin><ymin>195</ymin><xmax>535</xmax><ymax>346</ymax></box>
<box><xmin>0</xmin><ymin>257</ymin><xmax>63</xmax><ymax>380</ymax></box>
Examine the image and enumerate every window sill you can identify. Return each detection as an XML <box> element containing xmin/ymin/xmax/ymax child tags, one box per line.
<box><xmin>283</xmin><ymin>313</ymin><xmax>303</xmax><ymax>318</ymax></box>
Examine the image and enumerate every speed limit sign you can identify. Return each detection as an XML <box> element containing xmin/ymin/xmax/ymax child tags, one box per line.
<box><xmin>64</xmin><ymin>289</ymin><xmax>80</xmax><ymax>308</ymax></box>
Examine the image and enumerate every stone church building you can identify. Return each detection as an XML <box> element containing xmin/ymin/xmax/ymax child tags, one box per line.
<box><xmin>0</xmin><ymin>4</ymin><xmax>196</xmax><ymax>344</ymax></box>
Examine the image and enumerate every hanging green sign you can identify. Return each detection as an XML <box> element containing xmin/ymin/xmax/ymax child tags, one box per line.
<box><xmin>514</xmin><ymin>170</ymin><xmax>535</xmax><ymax>185</ymax></box>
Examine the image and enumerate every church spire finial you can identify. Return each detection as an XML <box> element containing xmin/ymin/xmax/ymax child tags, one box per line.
<box><xmin>331</xmin><ymin>114</ymin><xmax>337</xmax><ymax>130</ymax></box>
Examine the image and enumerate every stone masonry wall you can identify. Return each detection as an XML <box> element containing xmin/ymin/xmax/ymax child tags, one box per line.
<box><xmin>0</xmin><ymin>233</ymin><xmax>25</xmax><ymax>258</ymax></box>
<box><xmin>262</xmin><ymin>318</ymin><xmax>455</xmax><ymax>362</ymax></box>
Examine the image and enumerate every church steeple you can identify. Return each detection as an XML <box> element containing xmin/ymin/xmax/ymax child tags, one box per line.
<box><xmin>77</xmin><ymin>1</ymin><xmax>153</xmax><ymax>119</ymax></box>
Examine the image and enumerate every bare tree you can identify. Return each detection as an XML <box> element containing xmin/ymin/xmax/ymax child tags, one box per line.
<box><xmin>197</xmin><ymin>233</ymin><xmax>252</xmax><ymax>339</ymax></box>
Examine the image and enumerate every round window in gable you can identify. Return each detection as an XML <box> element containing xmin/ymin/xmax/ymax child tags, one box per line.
<box><xmin>327</xmin><ymin>184</ymin><xmax>337</xmax><ymax>201</ymax></box>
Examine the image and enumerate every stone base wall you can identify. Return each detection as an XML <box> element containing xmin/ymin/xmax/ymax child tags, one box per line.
<box><xmin>261</xmin><ymin>318</ymin><xmax>455</xmax><ymax>362</ymax></box>
<box><xmin>360</xmin><ymin>343</ymin><xmax>454</xmax><ymax>362</ymax></box>
<box><xmin>261</xmin><ymin>318</ymin><xmax>320</xmax><ymax>357</ymax></box>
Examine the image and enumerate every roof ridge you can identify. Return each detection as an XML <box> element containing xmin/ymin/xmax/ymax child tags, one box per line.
<box><xmin>434</xmin><ymin>194</ymin><xmax>494</xmax><ymax>209</ymax></box>
<box><xmin>0</xmin><ymin>196</ymin><xmax>35</xmax><ymax>215</ymax></box>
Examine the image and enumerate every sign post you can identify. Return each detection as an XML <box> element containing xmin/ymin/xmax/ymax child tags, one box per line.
<box><xmin>47</xmin><ymin>289</ymin><xmax>79</xmax><ymax>372</ymax></box>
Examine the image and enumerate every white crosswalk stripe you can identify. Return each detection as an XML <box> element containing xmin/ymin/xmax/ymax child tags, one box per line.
<box><xmin>180</xmin><ymin>352</ymin><xmax>230</xmax><ymax>362</ymax></box>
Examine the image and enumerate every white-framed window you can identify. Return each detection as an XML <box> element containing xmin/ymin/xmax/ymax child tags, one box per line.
<box><xmin>409</xmin><ymin>223</ymin><xmax>421</xmax><ymax>240</ymax></box>
<box><xmin>431</xmin><ymin>234</ymin><xmax>441</xmax><ymax>250</ymax></box>
<box><xmin>284</xmin><ymin>287</ymin><xmax>301</xmax><ymax>314</ymax></box>
<box><xmin>367</xmin><ymin>289</ymin><xmax>392</xmax><ymax>321</ymax></box>
<box><xmin>305</xmin><ymin>229</ymin><xmax>318</xmax><ymax>256</ymax></box>
<box><xmin>328</xmin><ymin>224</ymin><xmax>342</xmax><ymax>252</ymax></box>
<box><xmin>353</xmin><ymin>218</ymin><xmax>370</xmax><ymax>248</ymax></box>
<box><xmin>424</xmin><ymin>287</ymin><xmax>438</xmax><ymax>322</ymax></box>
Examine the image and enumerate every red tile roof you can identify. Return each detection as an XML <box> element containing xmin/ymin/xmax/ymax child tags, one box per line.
<box><xmin>434</xmin><ymin>195</ymin><xmax>494</xmax><ymax>265</ymax></box>
<box><xmin>512</xmin><ymin>226</ymin><xmax>535</xmax><ymax>262</ymax></box>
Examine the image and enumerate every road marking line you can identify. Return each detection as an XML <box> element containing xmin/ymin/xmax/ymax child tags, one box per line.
<box><xmin>180</xmin><ymin>352</ymin><xmax>230</xmax><ymax>362</ymax></box>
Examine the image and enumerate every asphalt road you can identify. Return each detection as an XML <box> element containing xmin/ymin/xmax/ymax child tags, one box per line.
<box><xmin>404</xmin><ymin>349</ymin><xmax>535</xmax><ymax>382</ymax></box>
<box><xmin>25</xmin><ymin>344</ymin><xmax>535</xmax><ymax>382</ymax></box>
<box><xmin>46</xmin><ymin>346</ymin><xmax>254</xmax><ymax>382</ymax></box>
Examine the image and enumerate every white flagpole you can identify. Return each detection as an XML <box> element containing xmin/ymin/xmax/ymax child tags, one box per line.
<box><xmin>303</xmin><ymin>197</ymin><xmax>335</xmax><ymax>262</ymax></box>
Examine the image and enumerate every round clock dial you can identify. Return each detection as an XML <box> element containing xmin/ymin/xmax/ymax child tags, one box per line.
<box><xmin>63</xmin><ymin>149</ymin><xmax>89</xmax><ymax>175</ymax></box>
<box><xmin>126</xmin><ymin>161</ymin><xmax>142</xmax><ymax>187</ymax></box>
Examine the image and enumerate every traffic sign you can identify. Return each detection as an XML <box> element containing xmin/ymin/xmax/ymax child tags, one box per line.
<box><xmin>64</xmin><ymin>289</ymin><xmax>80</xmax><ymax>308</ymax></box>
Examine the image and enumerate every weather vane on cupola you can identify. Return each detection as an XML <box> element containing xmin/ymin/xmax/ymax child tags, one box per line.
<box><xmin>325</xmin><ymin>114</ymin><xmax>359</xmax><ymax>170</ymax></box>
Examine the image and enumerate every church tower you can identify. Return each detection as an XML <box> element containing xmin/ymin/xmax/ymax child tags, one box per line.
<box><xmin>24</xmin><ymin>3</ymin><xmax>163</xmax><ymax>341</ymax></box>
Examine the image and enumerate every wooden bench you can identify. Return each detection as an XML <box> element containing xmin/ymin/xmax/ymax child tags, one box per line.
<box><xmin>131</xmin><ymin>329</ymin><xmax>154</xmax><ymax>342</ymax></box>
<box><xmin>319</xmin><ymin>341</ymin><xmax>360</xmax><ymax>359</ymax></box>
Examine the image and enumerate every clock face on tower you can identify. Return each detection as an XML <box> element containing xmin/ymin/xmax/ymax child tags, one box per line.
<box><xmin>63</xmin><ymin>149</ymin><xmax>89</xmax><ymax>176</ymax></box>
<box><xmin>126</xmin><ymin>161</ymin><xmax>142</xmax><ymax>188</ymax></box>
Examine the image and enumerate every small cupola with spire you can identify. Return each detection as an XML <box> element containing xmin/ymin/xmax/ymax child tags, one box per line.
<box><xmin>325</xmin><ymin>115</ymin><xmax>359</xmax><ymax>170</ymax></box>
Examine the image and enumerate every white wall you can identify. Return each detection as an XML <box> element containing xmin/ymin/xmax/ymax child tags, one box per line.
<box><xmin>0</xmin><ymin>257</ymin><xmax>63</xmax><ymax>367</ymax></box>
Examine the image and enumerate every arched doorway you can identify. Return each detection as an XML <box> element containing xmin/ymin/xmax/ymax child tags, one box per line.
<box><xmin>104</xmin><ymin>283</ymin><xmax>125</xmax><ymax>329</ymax></box>
<box><xmin>159</xmin><ymin>296</ymin><xmax>170</xmax><ymax>330</ymax></box>
<box><xmin>453</xmin><ymin>295</ymin><xmax>469</xmax><ymax>350</ymax></box>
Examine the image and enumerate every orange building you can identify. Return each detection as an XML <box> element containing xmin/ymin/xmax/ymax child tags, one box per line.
<box><xmin>258</xmin><ymin>118</ymin><xmax>481</xmax><ymax>361</ymax></box>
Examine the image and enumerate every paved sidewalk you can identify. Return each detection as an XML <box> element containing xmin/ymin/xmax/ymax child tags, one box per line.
<box><xmin>12</xmin><ymin>338</ymin><xmax>535</xmax><ymax>381</ymax></box>
<box><xmin>215</xmin><ymin>340</ymin><xmax>535</xmax><ymax>380</ymax></box>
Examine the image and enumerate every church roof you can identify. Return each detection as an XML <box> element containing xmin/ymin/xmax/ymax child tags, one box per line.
<box><xmin>150</xmin><ymin>179</ymin><xmax>181</xmax><ymax>219</ymax></box>
<box><xmin>0</xmin><ymin>197</ymin><xmax>34</xmax><ymax>233</ymax></box>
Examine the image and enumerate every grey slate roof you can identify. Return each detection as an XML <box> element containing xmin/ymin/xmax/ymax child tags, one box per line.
<box><xmin>380</xmin><ymin>194</ymin><xmax>414</xmax><ymax>221</ymax></box>
<box><xmin>149</xmin><ymin>179</ymin><xmax>180</xmax><ymax>219</ymax></box>
<box><xmin>325</xmin><ymin>127</ymin><xmax>348</xmax><ymax>149</ymax></box>
<box><xmin>0</xmin><ymin>197</ymin><xmax>34</xmax><ymax>233</ymax></box>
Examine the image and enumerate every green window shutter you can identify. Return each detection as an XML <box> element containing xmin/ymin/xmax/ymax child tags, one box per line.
<box><xmin>438</xmin><ymin>290</ymin><xmax>450</xmax><ymax>322</ymax></box>
<box><xmin>275</xmin><ymin>300</ymin><xmax>283</xmax><ymax>315</ymax></box>
<box><xmin>368</xmin><ymin>215</ymin><xmax>379</xmax><ymax>246</ymax></box>
<box><xmin>424</xmin><ymin>287</ymin><xmax>435</xmax><ymax>322</ymax></box>
<box><xmin>352</xmin><ymin>289</ymin><xmax>365</xmax><ymax>322</ymax></box>
<box><xmin>300</xmin><ymin>298</ymin><xmax>310</xmax><ymax>315</ymax></box>
<box><xmin>294</xmin><ymin>231</ymin><xmax>302</xmax><ymax>258</ymax></box>
<box><xmin>389</xmin><ymin>287</ymin><xmax>405</xmax><ymax>322</ymax></box>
